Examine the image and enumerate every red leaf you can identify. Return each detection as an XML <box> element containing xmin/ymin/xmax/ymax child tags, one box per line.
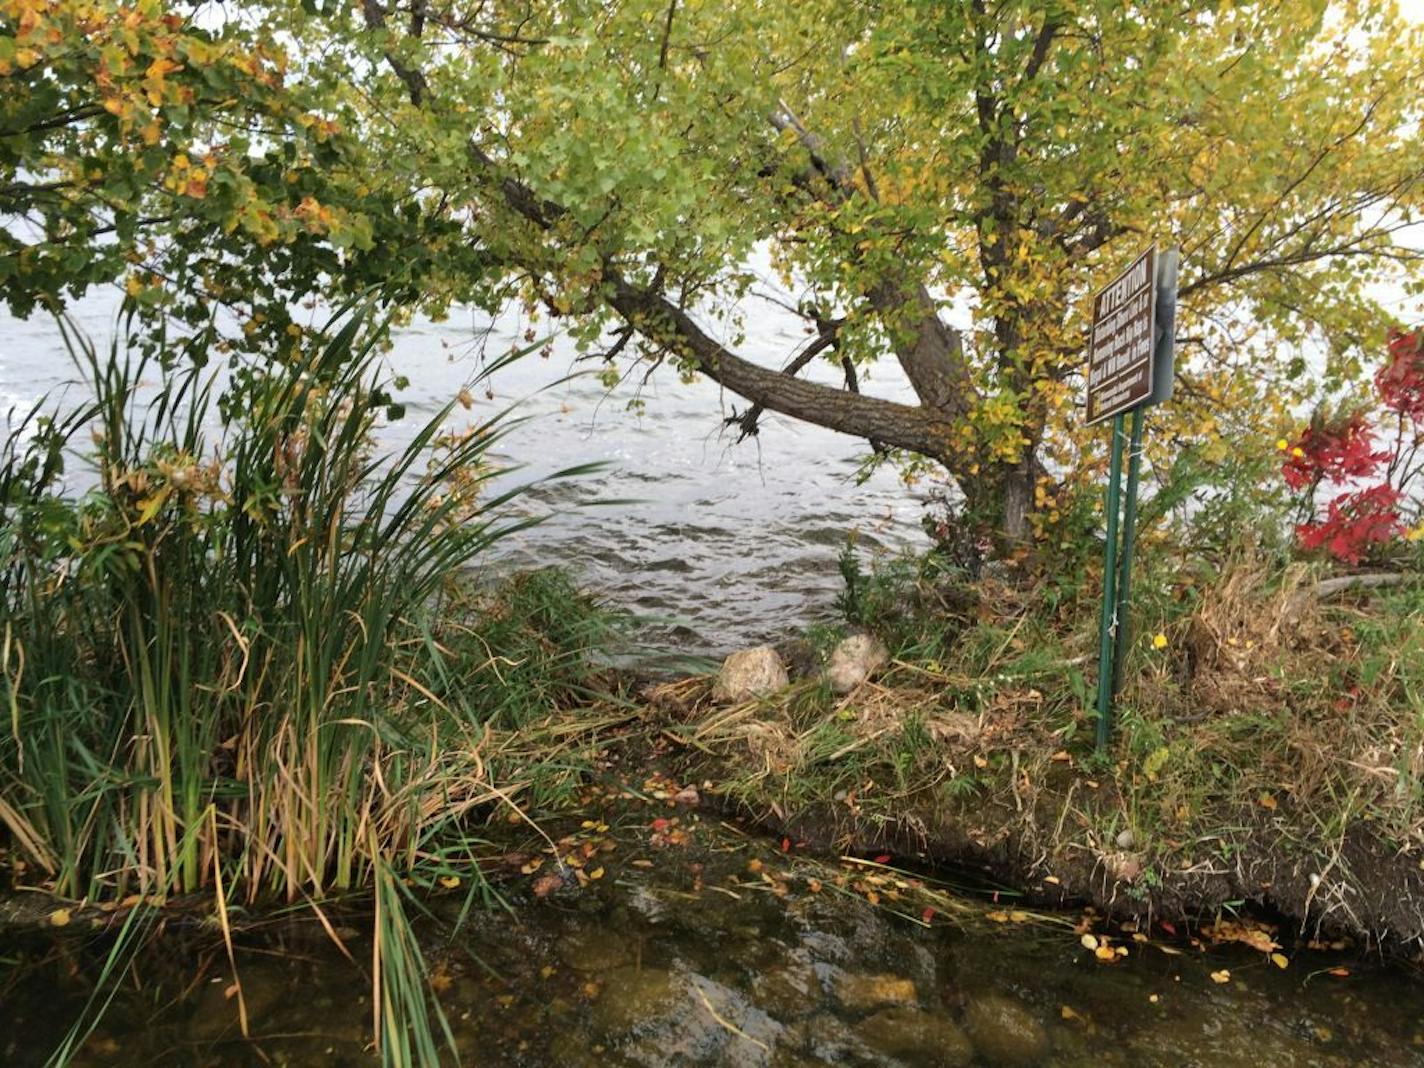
<box><xmin>873</xmin><ymin>854</ymin><xmax>892</xmax><ymax>865</ymax></box>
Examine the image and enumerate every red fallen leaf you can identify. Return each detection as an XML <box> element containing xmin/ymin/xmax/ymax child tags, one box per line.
<box><xmin>873</xmin><ymin>854</ymin><xmax>892</xmax><ymax>865</ymax></box>
<box><xmin>922</xmin><ymin>907</ymin><xmax>937</xmax><ymax>924</ymax></box>
<box><xmin>531</xmin><ymin>873</ymin><xmax>564</xmax><ymax>898</ymax></box>
<box><xmin>650</xmin><ymin>818</ymin><xmax>671</xmax><ymax>833</ymax></box>
<box><xmin>1159</xmin><ymin>920</ymin><xmax>1178</xmax><ymax>937</ymax></box>
<box><xmin>780</xmin><ymin>837</ymin><xmax>791</xmax><ymax>852</ymax></box>
<box><xmin>1327</xmin><ymin>967</ymin><xmax>1351</xmax><ymax>978</ymax></box>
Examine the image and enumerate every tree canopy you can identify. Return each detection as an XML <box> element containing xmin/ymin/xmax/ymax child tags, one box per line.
<box><xmin>5</xmin><ymin>0</ymin><xmax>1423</xmax><ymax>539</ymax></box>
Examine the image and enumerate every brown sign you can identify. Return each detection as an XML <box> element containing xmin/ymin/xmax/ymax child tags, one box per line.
<box><xmin>1086</xmin><ymin>246</ymin><xmax>1157</xmax><ymax>425</ymax></box>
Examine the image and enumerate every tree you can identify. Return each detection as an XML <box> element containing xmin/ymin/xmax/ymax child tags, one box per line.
<box><xmin>9</xmin><ymin>1</ymin><xmax>1424</xmax><ymax>543</ymax></box>
<box><xmin>1</xmin><ymin>0</ymin><xmax>485</xmax><ymax>365</ymax></box>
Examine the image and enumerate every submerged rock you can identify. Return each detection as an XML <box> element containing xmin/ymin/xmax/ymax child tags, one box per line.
<box><xmin>558</xmin><ymin>925</ymin><xmax>633</xmax><ymax>972</ymax></box>
<box><xmin>962</xmin><ymin>994</ymin><xmax>1050</xmax><ymax>1066</ymax></box>
<box><xmin>832</xmin><ymin>971</ymin><xmax>918</xmax><ymax>1013</ymax></box>
<box><xmin>825</xmin><ymin>634</ymin><xmax>890</xmax><ymax>694</ymax></box>
<box><xmin>753</xmin><ymin>961</ymin><xmax>822</xmax><ymax>1021</ymax></box>
<box><xmin>713</xmin><ymin>646</ymin><xmax>790</xmax><ymax>703</ymax></box>
<box><xmin>854</xmin><ymin>1005</ymin><xmax>975</xmax><ymax>1067</ymax></box>
<box><xmin>591</xmin><ymin>965</ymin><xmax>688</xmax><ymax>1035</ymax></box>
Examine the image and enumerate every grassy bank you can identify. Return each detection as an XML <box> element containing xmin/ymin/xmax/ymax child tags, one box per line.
<box><xmin>649</xmin><ymin>545</ymin><xmax>1424</xmax><ymax>947</ymax></box>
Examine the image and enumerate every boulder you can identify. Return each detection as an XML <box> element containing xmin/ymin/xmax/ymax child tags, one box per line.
<box><xmin>962</xmin><ymin>994</ymin><xmax>1050</xmax><ymax>1066</ymax></box>
<box><xmin>713</xmin><ymin>645</ymin><xmax>790</xmax><ymax>703</ymax></box>
<box><xmin>825</xmin><ymin>634</ymin><xmax>890</xmax><ymax>694</ymax></box>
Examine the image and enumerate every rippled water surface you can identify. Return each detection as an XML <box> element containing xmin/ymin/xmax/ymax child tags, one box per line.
<box><xmin>0</xmin><ymin>291</ymin><xmax>930</xmax><ymax>656</ymax></box>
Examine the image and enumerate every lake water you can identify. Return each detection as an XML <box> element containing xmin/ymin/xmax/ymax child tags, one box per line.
<box><xmin>0</xmin><ymin>287</ymin><xmax>931</xmax><ymax>658</ymax></box>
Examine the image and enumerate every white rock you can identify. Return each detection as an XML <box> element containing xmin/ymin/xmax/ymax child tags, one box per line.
<box><xmin>712</xmin><ymin>645</ymin><xmax>790</xmax><ymax>703</ymax></box>
<box><xmin>825</xmin><ymin>634</ymin><xmax>890</xmax><ymax>694</ymax></box>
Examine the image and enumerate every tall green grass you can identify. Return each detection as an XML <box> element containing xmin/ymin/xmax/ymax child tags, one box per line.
<box><xmin>0</xmin><ymin>309</ymin><xmax>607</xmax><ymax>1065</ymax></box>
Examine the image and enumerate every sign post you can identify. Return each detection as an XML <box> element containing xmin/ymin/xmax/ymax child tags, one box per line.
<box><xmin>1087</xmin><ymin>246</ymin><xmax>1178</xmax><ymax>751</ymax></box>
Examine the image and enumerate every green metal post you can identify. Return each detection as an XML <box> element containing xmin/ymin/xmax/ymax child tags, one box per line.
<box><xmin>1095</xmin><ymin>413</ymin><xmax>1126</xmax><ymax>752</ymax></box>
<box><xmin>1111</xmin><ymin>407</ymin><xmax>1146</xmax><ymax>698</ymax></box>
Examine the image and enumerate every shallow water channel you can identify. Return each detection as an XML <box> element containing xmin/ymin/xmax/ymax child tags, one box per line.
<box><xmin>5</xmin><ymin>782</ymin><xmax>1423</xmax><ymax>1068</ymax></box>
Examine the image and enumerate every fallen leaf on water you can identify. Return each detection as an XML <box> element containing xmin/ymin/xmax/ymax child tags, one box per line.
<box><xmin>1043</xmin><ymin>875</ymin><xmax>1061</xmax><ymax>886</ymax></box>
<box><xmin>1327</xmin><ymin>967</ymin><xmax>1351</xmax><ymax>978</ymax></box>
<box><xmin>873</xmin><ymin>854</ymin><xmax>892</xmax><ymax>865</ymax></box>
<box><xmin>1080</xmin><ymin>933</ymin><xmax>1099</xmax><ymax>951</ymax></box>
<box><xmin>48</xmin><ymin>909</ymin><xmax>71</xmax><ymax>928</ymax></box>
<box><xmin>921</xmin><ymin>906</ymin><xmax>936</xmax><ymax>924</ymax></box>
<box><xmin>1210</xmin><ymin>970</ymin><xmax>1231</xmax><ymax>984</ymax></box>
<box><xmin>531</xmin><ymin>873</ymin><xmax>563</xmax><ymax>898</ymax></box>
<box><xmin>1270</xmin><ymin>953</ymin><xmax>1289</xmax><ymax>969</ymax></box>
<box><xmin>1094</xmin><ymin>946</ymin><xmax>1118</xmax><ymax>963</ymax></box>
<box><xmin>988</xmin><ymin>910</ymin><xmax>1010</xmax><ymax>924</ymax></box>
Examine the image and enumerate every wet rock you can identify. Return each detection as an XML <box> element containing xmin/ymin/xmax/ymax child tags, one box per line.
<box><xmin>963</xmin><ymin>994</ymin><xmax>1050</xmax><ymax>1066</ymax></box>
<box><xmin>186</xmin><ymin>962</ymin><xmax>291</xmax><ymax>1041</ymax></box>
<box><xmin>789</xmin><ymin>1013</ymin><xmax>879</xmax><ymax>1063</ymax></box>
<box><xmin>854</xmin><ymin>1006</ymin><xmax>975</xmax><ymax>1067</ymax></box>
<box><xmin>833</xmin><ymin>971</ymin><xmax>918</xmax><ymax>1013</ymax></box>
<box><xmin>558</xmin><ymin>926</ymin><xmax>633</xmax><ymax>972</ymax></box>
<box><xmin>825</xmin><ymin>634</ymin><xmax>890</xmax><ymax>694</ymax></box>
<box><xmin>590</xmin><ymin>965</ymin><xmax>687</xmax><ymax>1035</ymax></box>
<box><xmin>753</xmin><ymin>961</ymin><xmax>822</xmax><ymax>1021</ymax></box>
<box><xmin>713</xmin><ymin>646</ymin><xmax>790</xmax><ymax>703</ymax></box>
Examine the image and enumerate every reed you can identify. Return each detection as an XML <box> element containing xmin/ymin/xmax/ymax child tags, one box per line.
<box><xmin>0</xmin><ymin>309</ymin><xmax>607</xmax><ymax>1064</ymax></box>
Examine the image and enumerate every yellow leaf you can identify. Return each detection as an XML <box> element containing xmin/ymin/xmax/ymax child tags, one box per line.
<box><xmin>588</xmin><ymin>867</ymin><xmax>604</xmax><ymax>880</ymax></box>
<box><xmin>1270</xmin><ymin>953</ymin><xmax>1289</xmax><ymax>969</ymax></box>
<box><xmin>49</xmin><ymin>909</ymin><xmax>71</xmax><ymax>927</ymax></box>
<box><xmin>438</xmin><ymin>875</ymin><xmax>460</xmax><ymax>889</ymax></box>
<box><xmin>1259</xmin><ymin>792</ymin><xmax>1278</xmax><ymax>811</ymax></box>
<box><xmin>987</xmin><ymin>910</ymin><xmax>1010</xmax><ymax>923</ymax></box>
<box><xmin>1210</xmin><ymin>969</ymin><xmax>1231</xmax><ymax>984</ymax></box>
<box><xmin>1080</xmin><ymin>933</ymin><xmax>1099</xmax><ymax>951</ymax></box>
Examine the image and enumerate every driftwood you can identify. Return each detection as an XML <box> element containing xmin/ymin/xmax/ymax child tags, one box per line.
<box><xmin>1283</xmin><ymin>571</ymin><xmax>1411</xmax><ymax>622</ymax></box>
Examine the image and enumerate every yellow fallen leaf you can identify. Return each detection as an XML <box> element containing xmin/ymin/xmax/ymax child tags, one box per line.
<box><xmin>588</xmin><ymin>867</ymin><xmax>605</xmax><ymax>880</ymax></box>
<box><xmin>1149</xmin><ymin>993</ymin><xmax>1160</xmax><ymax>1003</ymax></box>
<box><xmin>48</xmin><ymin>909</ymin><xmax>71</xmax><ymax>928</ymax></box>
<box><xmin>1270</xmin><ymin>953</ymin><xmax>1289</xmax><ymax>969</ymax></box>
<box><xmin>1210</xmin><ymin>969</ymin><xmax>1231</xmax><ymax>984</ymax></box>
<box><xmin>987</xmin><ymin>910</ymin><xmax>1010</xmax><ymax>923</ymax></box>
<box><xmin>973</xmin><ymin>754</ymin><xmax>989</xmax><ymax>769</ymax></box>
<box><xmin>1080</xmin><ymin>933</ymin><xmax>1099</xmax><ymax>951</ymax></box>
<box><xmin>1061</xmin><ymin>1005</ymin><xmax>1081</xmax><ymax>1021</ymax></box>
<box><xmin>1094</xmin><ymin>946</ymin><xmax>1117</xmax><ymax>962</ymax></box>
<box><xmin>438</xmin><ymin>875</ymin><xmax>460</xmax><ymax>889</ymax></box>
<box><xmin>1259</xmin><ymin>792</ymin><xmax>1278</xmax><ymax>811</ymax></box>
<box><xmin>1008</xmin><ymin>910</ymin><xmax>1029</xmax><ymax>923</ymax></box>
